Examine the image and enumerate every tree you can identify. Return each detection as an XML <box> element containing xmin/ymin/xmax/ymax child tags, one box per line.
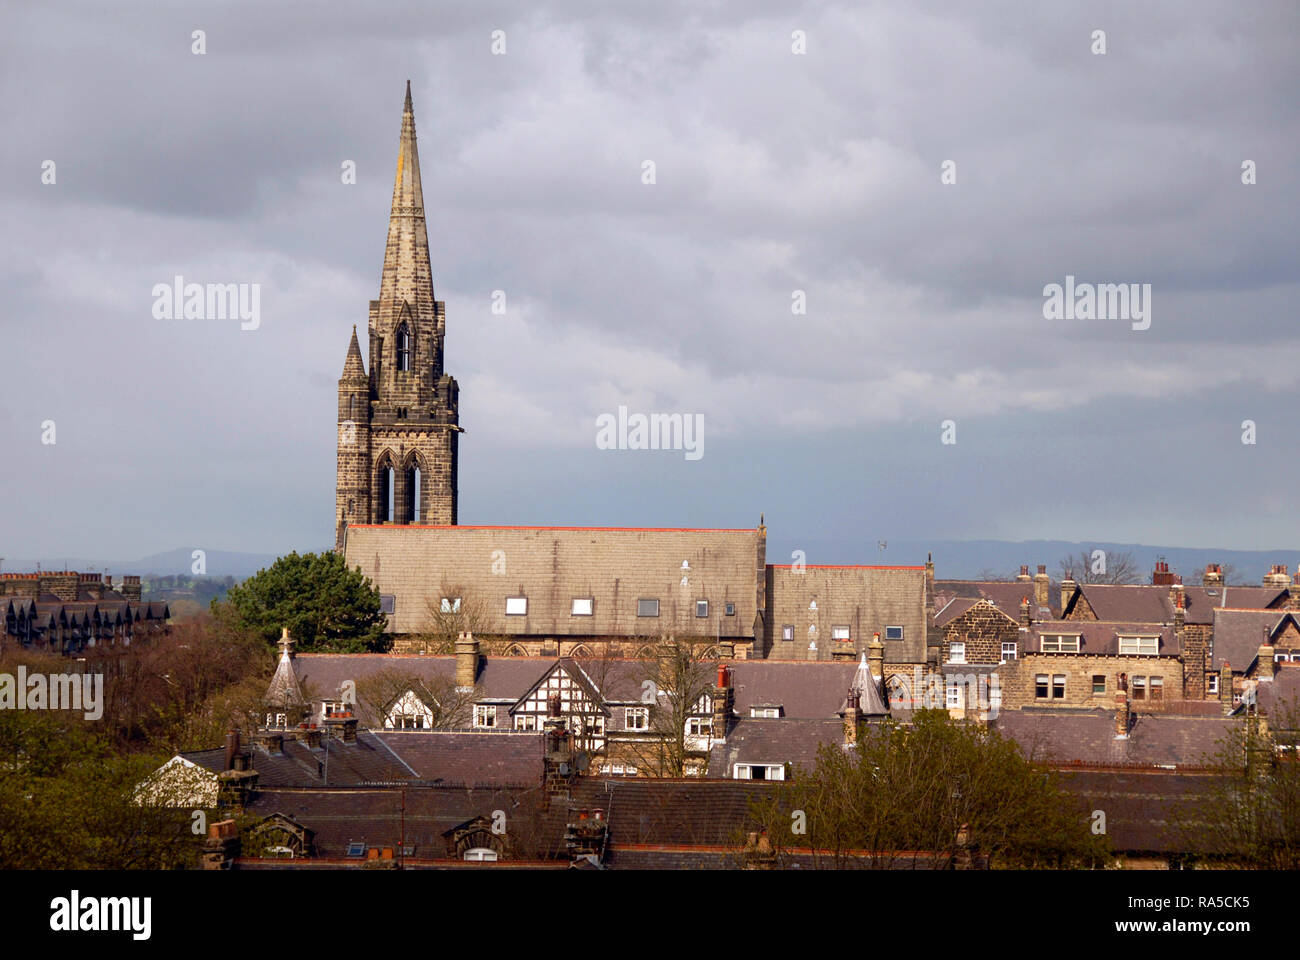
<box><xmin>413</xmin><ymin>581</ymin><xmax>488</xmax><ymax>655</ymax></box>
<box><xmin>213</xmin><ymin>551</ymin><xmax>388</xmax><ymax>653</ymax></box>
<box><xmin>353</xmin><ymin>667</ymin><xmax>480</xmax><ymax>729</ymax></box>
<box><xmin>0</xmin><ymin>709</ymin><xmax>201</xmax><ymax>869</ymax></box>
<box><xmin>623</xmin><ymin>637</ymin><xmax>717</xmax><ymax>778</ymax></box>
<box><xmin>1058</xmin><ymin>549</ymin><xmax>1139</xmax><ymax>585</ymax></box>
<box><xmin>1178</xmin><ymin>706</ymin><xmax>1300</xmax><ymax>868</ymax></box>
<box><xmin>752</xmin><ymin>710</ymin><xmax>1111</xmax><ymax>869</ymax></box>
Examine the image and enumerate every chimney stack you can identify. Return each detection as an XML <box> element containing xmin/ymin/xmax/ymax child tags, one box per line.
<box><xmin>1220</xmin><ymin>662</ymin><xmax>1233</xmax><ymax>714</ymax></box>
<box><xmin>543</xmin><ymin>693</ymin><xmax>574</xmax><ymax>798</ymax></box>
<box><xmin>1202</xmin><ymin>563</ymin><xmax>1223</xmax><ymax>588</ymax></box>
<box><xmin>224</xmin><ymin>729</ymin><xmax>240</xmax><ymax>770</ymax></box>
<box><xmin>1289</xmin><ymin>572</ymin><xmax>1300</xmax><ymax>610</ymax></box>
<box><xmin>1258</xmin><ymin>626</ymin><xmax>1276</xmax><ymax>682</ymax></box>
<box><xmin>1151</xmin><ymin>560</ymin><xmax>1174</xmax><ymax>586</ymax></box>
<box><xmin>455</xmin><ymin>631</ymin><xmax>480</xmax><ymax>689</ymax></box>
<box><xmin>1019</xmin><ymin>596</ymin><xmax>1031</xmax><ymax>628</ymax></box>
<box><xmin>1016</xmin><ymin>565</ymin><xmax>1031</xmax><ymax>582</ymax></box>
<box><xmin>1060</xmin><ymin>576</ymin><xmax>1077</xmax><ymax>614</ymax></box>
<box><xmin>1033</xmin><ymin>565</ymin><xmax>1050</xmax><ymax>610</ymax></box>
<box><xmin>843</xmin><ymin>689</ymin><xmax>862</xmax><ymax>746</ymax></box>
<box><xmin>323</xmin><ymin>712</ymin><xmax>358</xmax><ymax>743</ymax></box>
<box><xmin>1264</xmin><ymin>564</ymin><xmax>1291</xmax><ymax>588</ymax></box>
<box><xmin>1114</xmin><ymin>673</ymin><xmax>1130</xmax><ymax>738</ymax></box>
<box><xmin>121</xmin><ymin>575</ymin><xmax>142</xmax><ymax>601</ymax></box>
<box><xmin>868</xmin><ymin>633</ymin><xmax>884</xmax><ymax>680</ymax></box>
<box><xmin>712</xmin><ymin>664</ymin><xmax>735</xmax><ymax>741</ymax></box>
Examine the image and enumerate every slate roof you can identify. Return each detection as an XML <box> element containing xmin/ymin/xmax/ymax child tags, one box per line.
<box><xmin>706</xmin><ymin>718</ymin><xmax>844</xmax><ymax>778</ymax></box>
<box><xmin>1058</xmin><ymin>769</ymin><xmax>1222</xmax><ymax>854</ymax></box>
<box><xmin>1211</xmin><ymin>609</ymin><xmax>1300</xmax><ymax>670</ymax></box>
<box><xmin>934</xmin><ymin>580</ymin><xmax>1059</xmax><ymax>622</ymax></box>
<box><xmin>182</xmin><ymin>733</ymin><xmax>414</xmax><ymax>787</ymax></box>
<box><xmin>343</xmin><ymin>524</ymin><xmax>765</xmax><ymax>638</ymax></box>
<box><xmin>1254</xmin><ymin>665</ymin><xmax>1300</xmax><ymax>720</ymax></box>
<box><xmin>293</xmin><ymin>653</ymin><xmax>875</xmax><ymax>723</ymax></box>
<box><xmin>1026</xmin><ymin>620</ymin><xmax>1179</xmax><ymax>656</ymax></box>
<box><xmin>1066</xmin><ymin>583</ymin><xmax>1286</xmax><ymax>626</ymax></box>
<box><xmin>766</xmin><ymin>565</ymin><xmax>929</xmax><ymax>662</ymax></box>
<box><xmin>371</xmin><ymin>730</ymin><xmax>544</xmax><ymax>785</ymax></box>
<box><xmin>995</xmin><ymin>709</ymin><xmax>1235</xmax><ymax>768</ymax></box>
<box><xmin>727</xmin><ymin>660</ymin><xmax>865</xmax><ymax>717</ymax></box>
<box><xmin>569</xmin><ymin>777</ymin><xmax>780</xmax><ymax>849</ymax></box>
<box><xmin>242</xmin><ymin>785</ymin><xmax>564</xmax><ymax>860</ymax></box>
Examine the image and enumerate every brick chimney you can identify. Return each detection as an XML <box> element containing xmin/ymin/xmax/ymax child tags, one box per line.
<box><xmin>712</xmin><ymin>664</ymin><xmax>735</xmax><ymax>741</ymax></box>
<box><xmin>1203</xmin><ymin>563</ymin><xmax>1223</xmax><ymax>588</ymax></box>
<box><xmin>843</xmin><ymin>689</ymin><xmax>862</xmax><ymax>746</ymax></box>
<box><xmin>121</xmin><ymin>575</ymin><xmax>142</xmax><ymax>601</ymax></box>
<box><xmin>43</xmin><ymin>572</ymin><xmax>79</xmax><ymax>602</ymax></box>
<box><xmin>79</xmin><ymin>572</ymin><xmax>103</xmax><ymax>602</ymax></box>
<box><xmin>455</xmin><ymin>631</ymin><xmax>480</xmax><ymax>689</ymax></box>
<box><xmin>1219</xmin><ymin>662</ymin><xmax>1233</xmax><ymax>714</ymax></box>
<box><xmin>1015</xmin><ymin>565</ymin><xmax>1031</xmax><ymax>583</ymax></box>
<box><xmin>1264</xmin><ymin>564</ymin><xmax>1291</xmax><ymax>588</ymax></box>
<box><xmin>224</xmin><ymin>729</ymin><xmax>242</xmax><ymax>770</ymax></box>
<box><xmin>868</xmin><ymin>633</ymin><xmax>884</xmax><ymax>681</ymax></box>
<box><xmin>831</xmin><ymin>634</ymin><xmax>856</xmax><ymax>661</ymax></box>
<box><xmin>543</xmin><ymin>693</ymin><xmax>574</xmax><ymax>798</ymax></box>
<box><xmin>1173</xmin><ymin>590</ymin><xmax>1185</xmax><ymax>631</ymax></box>
<box><xmin>1033</xmin><ymin>566</ymin><xmax>1050</xmax><ymax>610</ymax></box>
<box><xmin>1258</xmin><ymin>626</ymin><xmax>1276</xmax><ymax>682</ymax></box>
<box><xmin>323</xmin><ymin>712</ymin><xmax>358</xmax><ymax>743</ymax></box>
<box><xmin>218</xmin><ymin>730</ymin><xmax>258</xmax><ymax>809</ymax></box>
<box><xmin>1290</xmin><ymin>572</ymin><xmax>1300</xmax><ymax>610</ymax></box>
<box><xmin>1151</xmin><ymin>560</ymin><xmax>1174</xmax><ymax>586</ymax></box>
<box><xmin>1019</xmin><ymin>596</ymin><xmax>1031</xmax><ymax>628</ymax></box>
<box><xmin>1114</xmin><ymin>673</ymin><xmax>1130</xmax><ymax>738</ymax></box>
<box><xmin>1060</xmin><ymin>576</ymin><xmax>1077</xmax><ymax>614</ymax></box>
<box><xmin>742</xmin><ymin>830</ymin><xmax>777</xmax><ymax>870</ymax></box>
<box><xmin>1168</xmin><ymin>574</ymin><xmax>1184</xmax><ymax>608</ymax></box>
<box><xmin>200</xmin><ymin>820</ymin><xmax>241</xmax><ymax>870</ymax></box>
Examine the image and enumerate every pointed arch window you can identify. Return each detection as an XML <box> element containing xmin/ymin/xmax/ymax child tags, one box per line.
<box><xmin>396</xmin><ymin>325</ymin><xmax>411</xmax><ymax>371</ymax></box>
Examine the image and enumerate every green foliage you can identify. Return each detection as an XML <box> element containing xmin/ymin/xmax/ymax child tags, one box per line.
<box><xmin>213</xmin><ymin>551</ymin><xmax>388</xmax><ymax>653</ymax></box>
<box><xmin>762</xmin><ymin>710</ymin><xmax>1111</xmax><ymax>869</ymax></box>
<box><xmin>0</xmin><ymin>710</ymin><xmax>198</xmax><ymax>869</ymax></box>
<box><xmin>1179</xmin><ymin>708</ymin><xmax>1300</xmax><ymax>868</ymax></box>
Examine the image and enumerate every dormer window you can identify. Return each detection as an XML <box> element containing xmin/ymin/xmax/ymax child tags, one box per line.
<box><xmin>396</xmin><ymin>325</ymin><xmax>411</xmax><ymax>371</ymax></box>
<box><xmin>1041</xmin><ymin>634</ymin><xmax>1080</xmax><ymax>653</ymax></box>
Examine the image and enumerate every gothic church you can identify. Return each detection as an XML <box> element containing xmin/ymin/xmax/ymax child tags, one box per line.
<box><xmin>335</xmin><ymin>82</ymin><xmax>461</xmax><ymax>551</ymax></box>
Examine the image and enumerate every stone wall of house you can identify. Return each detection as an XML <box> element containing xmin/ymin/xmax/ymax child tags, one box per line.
<box><xmin>1064</xmin><ymin>593</ymin><xmax>1097</xmax><ymax>621</ymax></box>
<box><xmin>999</xmin><ymin>655</ymin><xmax>1184</xmax><ymax>710</ymax></box>
<box><xmin>942</xmin><ymin>602</ymin><xmax>1021</xmax><ymax>665</ymax></box>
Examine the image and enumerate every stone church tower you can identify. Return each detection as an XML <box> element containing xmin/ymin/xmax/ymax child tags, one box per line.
<box><xmin>335</xmin><ymin>82</ymin><xmax>461</xmax><ymax>551</ymax></box>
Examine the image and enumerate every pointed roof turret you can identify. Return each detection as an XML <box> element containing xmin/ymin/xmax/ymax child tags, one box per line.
<box><xmin>264</xmin><ymin>627</ymin><xmax>306</xmax><ymax>719</ymax></box>
<box><xmin>341</xmin><ymin>324</ymin><xmax>366</xmax><ymax>379</ymax></box>
<box><xmin>848</xmin><ymin>652</ymin><xmax>889</xmax><ymax>716</ymax></box>
<box><xmin>378</xmin><ymin>80</ymin><xmax>435</xmax><ymax>314</ymax></box>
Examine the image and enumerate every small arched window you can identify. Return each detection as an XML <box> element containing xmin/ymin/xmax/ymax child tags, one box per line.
<box><xmin>396</xmin><ymin>326</ymin><xmax>411</xmax><ymax>371</ymax></box>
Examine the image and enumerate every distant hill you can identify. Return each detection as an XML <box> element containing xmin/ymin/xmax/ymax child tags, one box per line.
<box><xmin>2</xmin><ymin>548</ymin><xmax>286</xmax><ymax>580</ymax></box>
<box><xmin>6</xmin><ymin>538</ymin><xmax>1299</xmax><ymax>587</ymax></box>
<box><xmin>766</xmin><ymin>538</ymin><xmax>1300</xmax><ymax>585</ymax></box>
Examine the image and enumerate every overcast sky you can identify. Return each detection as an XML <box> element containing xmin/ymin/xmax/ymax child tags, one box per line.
<box><xmin>1</xmin><ymin>0</ymin><xmax>1297</xmax><ymax>567</ymax></box>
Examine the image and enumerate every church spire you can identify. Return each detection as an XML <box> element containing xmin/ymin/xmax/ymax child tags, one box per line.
<box><xmin>378</xmin><ymin>79</ymin><xmax>434</xmax><ymax>312</ymax></box>
<box><xmin>341</xmin><ymin>324</ymin><xmax>366</xmax><ymax>379</ymax></box>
